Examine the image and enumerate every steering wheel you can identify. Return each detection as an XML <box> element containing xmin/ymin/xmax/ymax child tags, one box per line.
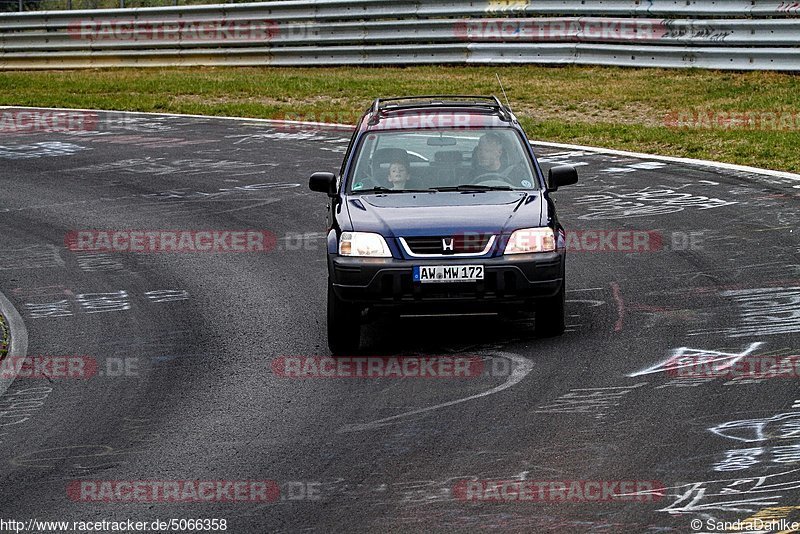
<box><xmin>474</xmin><ymin>173</ymin><xmax>514</xmax><ymax>187</ymax></box>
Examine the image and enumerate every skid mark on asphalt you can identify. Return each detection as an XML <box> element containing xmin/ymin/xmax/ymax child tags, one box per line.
<box><xmin>209</xmin><ymin>198</ymin><xmax>282</xmax><ymax>215</ymax></box>
<box><xmin>611</xmin><ymin>282</ymin><xmax>625</xmax><ymax>332</ymax></box>
<box><xmin>337</xmin><ymin>352</ymin><xmax>533</xmax><ymax>433</ymax></box>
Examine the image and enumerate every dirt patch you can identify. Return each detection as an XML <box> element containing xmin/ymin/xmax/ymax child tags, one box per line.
<box><xmin>171</xmin><ymin>94</ymin><xmax>355</xmax><ymax>109</ymax></box>
<box><xmin>515</xmin><ymin>100</ymin><xmax>666</xmax><ymax>127</ymax></box>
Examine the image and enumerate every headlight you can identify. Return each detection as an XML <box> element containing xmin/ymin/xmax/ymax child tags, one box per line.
<box><xmin>339</xmin><ymin>232</ymin><xmax>392</xmax><ymax>257</ymax></box>
<box><xmin>504</xmin><ymin>228</ymin><xmax>556</xmax><ymax>254</ymax></box>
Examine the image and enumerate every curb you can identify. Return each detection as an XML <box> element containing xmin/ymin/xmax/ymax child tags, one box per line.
<box><xmin>2</xmin><ymin>105</ymin><xmax>799</xmax><ymax>184</ymax></box>
<box><xmin>0</xmin><ymin>289</ymin><xmax>29</xmax><ymax>397</ymax></box>
<box><xmin>0</xmin><ymin>313</ymin><xmax>8</xmax><ymax>360</ymax></box>
<box><xmin>529</xmin><ymin>140</ymin><xmax>800</xmax><ymax>185</ymax></box>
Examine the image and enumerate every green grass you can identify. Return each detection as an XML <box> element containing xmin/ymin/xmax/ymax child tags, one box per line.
<box><xmin>1</xmin><ymin>66</ymin><xmax>799</xmax><ymax>172</ymax></box>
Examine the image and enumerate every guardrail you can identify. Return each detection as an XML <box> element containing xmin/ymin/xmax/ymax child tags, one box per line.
<box><xmin>1</xmin><ymin>0</ymin><xmax>799</xmax><ymax>70</ymax></box>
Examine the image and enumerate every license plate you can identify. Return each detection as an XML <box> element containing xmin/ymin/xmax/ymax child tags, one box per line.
<box><xmin>413</xmin><ymin>265</ymin><xmax>484</xmax><ymax>283</ymax></box>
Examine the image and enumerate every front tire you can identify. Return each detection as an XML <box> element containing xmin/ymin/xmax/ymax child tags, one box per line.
<box><xmin>535</xmin><ymin>281</ymin><xmax>566</xmax><ymax>337</ymax></box>
<box><xmin>327</xmin><ymin>279</ymin><xmax>361</xmax><ymax>355</ymax></box>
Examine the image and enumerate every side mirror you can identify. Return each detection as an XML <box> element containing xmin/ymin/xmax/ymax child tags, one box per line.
<box><xmin>548</xmin><ymin>165</ymin><xmax>578</xmax><ymax>192</ymax></box>
<box><xmin>309</xmin><ymin>172</ymin><xmax>337</xmax><ymax>197</ymax></box>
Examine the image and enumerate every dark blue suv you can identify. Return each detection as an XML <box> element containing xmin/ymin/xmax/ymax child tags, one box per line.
<box><xmin>309</xmin><ymin>96</ymin><xmax>578</xmax><ymax>354</ymax></box>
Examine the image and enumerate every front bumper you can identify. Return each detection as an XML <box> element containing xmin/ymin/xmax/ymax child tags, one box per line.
<box><xmin>329</xmin><ymin>252</ymin><xmax>564</xmax><ymax>312</ymax></box>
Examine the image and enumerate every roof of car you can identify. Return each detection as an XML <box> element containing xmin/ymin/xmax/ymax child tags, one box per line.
<box><xmin>359</xmin><ymin>95</ymin><xmax>517</xmax><ymax>132</ymax></box>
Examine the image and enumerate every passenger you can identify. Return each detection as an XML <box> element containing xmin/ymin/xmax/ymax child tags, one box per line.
<box><xmin>387</xmin><ymin>159</ymin><xmax>411</xmax><ymax>190</ymax></box>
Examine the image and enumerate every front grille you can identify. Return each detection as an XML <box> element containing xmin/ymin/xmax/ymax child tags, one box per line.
<box><xmin>402</xmin><ymin>234</ymin><xmax>494</xmax><ymax>256</ymax></box>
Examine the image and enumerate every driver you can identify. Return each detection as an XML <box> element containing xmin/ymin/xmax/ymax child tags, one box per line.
<box><xmin>470</xmin><ymin>132</ymin><xmax>528</xmax><ymax>186</ymax></box>
<box><xmin>473</xmin><ymin>132</ymin><xmax>506</xmax><ymax>175</ymax></box>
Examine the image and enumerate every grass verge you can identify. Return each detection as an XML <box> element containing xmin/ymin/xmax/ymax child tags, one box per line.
<box><xmin>1</xmin><ymin>65</ymin><xmax>799</xmax><ymax>172</ymax></box>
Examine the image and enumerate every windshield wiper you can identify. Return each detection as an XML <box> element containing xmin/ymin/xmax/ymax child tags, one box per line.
<box><xmin>356</xmin><ymin>187</ymin><xmax>435</xmax><ymax>194</ymax></box>
<box><xmin>432</xmin><ymin>184</ymin><xmax>515</xmax><ymax>192</ymax></box>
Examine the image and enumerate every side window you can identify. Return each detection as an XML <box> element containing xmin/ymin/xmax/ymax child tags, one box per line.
<box><xmin>350</xmin><ymin>135</ymin><xmax>378</xmax><ymax>186</ymax></box>
<box><xmin>339</xmin><ymin>124</ymin><xmax>362</xmax><ymax>177</ymax></box>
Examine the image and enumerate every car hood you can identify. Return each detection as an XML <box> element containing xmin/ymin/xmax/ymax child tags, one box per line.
<box><xmin>344</xmin><ymin>191</ymin><xmax>544</xmax><ymax>237</ymax></box>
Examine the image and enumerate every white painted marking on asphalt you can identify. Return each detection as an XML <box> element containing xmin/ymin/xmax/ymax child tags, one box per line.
<box><xmin>567</xmin><ymin>288</ymin><xmax>604</xmax><ymax>292</ymax></box>
<box><xmin>571</xmin><ymin>385</ymin><xmax>645</xmax><ymax>391</ymax></box>
<box><xmin>211</xmin><ymin>198</ymin><xmax>281</xmax><ymax>214</ymax></box>
<box><xmin>602</xmin><ymin>167</ymin><xmax>637</xmax><ymax>174</ymax></box>
<box><xmin>567</xmin><ymin>299</ymin><xmax>605</xmax><ymax>307</ymax></box>
<box><xmin>628</xmin><ymin>342</ymin><xmax>764</xmax><ymax>378</ymax></box>
<box><xmin>337</xmin><ymin>352</ymin><xmax>533</xmax><ymax>433</ymax></box>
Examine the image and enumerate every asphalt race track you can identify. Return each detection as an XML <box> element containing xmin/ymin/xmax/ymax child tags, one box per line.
<box><xmin>1</xmin><ymin>108</ymin><xmax>800</xmax><ymax>533</ymax></box>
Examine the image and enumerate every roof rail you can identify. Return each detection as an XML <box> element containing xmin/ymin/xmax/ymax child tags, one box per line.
<box><xmin>367</xmin><ymin>95</ymin><xmax>512</xmax><ymax>124</ymax></box>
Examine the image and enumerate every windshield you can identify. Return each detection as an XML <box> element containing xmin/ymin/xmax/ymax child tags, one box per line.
<box><xmin>347</xmin><ymin>128</ymin><xmax>540</xmax><ymax>193</ymax></box>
